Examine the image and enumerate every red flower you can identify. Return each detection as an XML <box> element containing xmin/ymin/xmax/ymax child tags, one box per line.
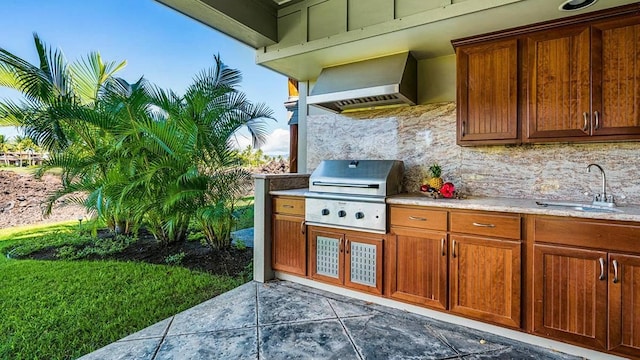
<box><xmin>440</xmin><ymin>182</ymin><xmax>455</xmax><ymax>198</ymax></box>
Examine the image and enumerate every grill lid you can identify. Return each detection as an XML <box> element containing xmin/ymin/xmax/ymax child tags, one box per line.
<box><xmin>308</xmin><ymin>160</ymin><xmax>404</xmax><ymax>197</ymax></box>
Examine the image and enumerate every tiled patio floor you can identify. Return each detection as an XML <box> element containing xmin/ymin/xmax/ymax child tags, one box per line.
<box><xmin>79</xmin><ymin>280</ymin><xmax>581</xmax><ymax>360</ymax></box>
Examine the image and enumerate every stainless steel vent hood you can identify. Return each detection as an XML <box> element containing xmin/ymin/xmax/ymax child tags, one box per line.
<box><xmin>307</xmin><ymin>52</ymin><xmax>417</xmax><ymax>113</ymax></box>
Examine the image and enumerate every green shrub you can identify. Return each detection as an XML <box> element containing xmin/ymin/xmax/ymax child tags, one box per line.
<box><xmin>234</xmin><ymin>239</ymin><xmax>247</xmax><ymax>250</ymax></box>
<box><xmin>55</xmin><ymin>235</ymin><xmax>137</xmax><ymax>260</ymax></box>
<box><xmin>164</xmin><ymin>251</ymin><xmax>186</xmax><ymax>265</ymax></box>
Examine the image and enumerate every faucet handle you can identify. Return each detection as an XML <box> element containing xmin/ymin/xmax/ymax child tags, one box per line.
<box><xmin>606</xmin><ymin>194</ymin><xmax>615</xmax><ymax>204</ymax></box>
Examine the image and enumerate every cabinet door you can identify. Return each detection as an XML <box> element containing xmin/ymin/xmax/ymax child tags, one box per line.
<box><xmin>272</xmin><ymin>214</ymin><xmax>306</xmax><ymax>276</ymax></box>
<box><xmin>450</xmin><ymin>235</ymin><xmax>521</xmax><ymax>328</ymax></box>
<box><xmin>526</xmin><ymin>26</ymin><xmax>591</xmax><ymax>139</ymax></box>
<box><xmin>533</xmin><ymin>244</ymin><xmax>607</xmax><ymax>350</ymax></box>
<box><xmin>457</xmin><ymin>39</ymin><xmax>518</xmax><ymax>144</ymax></box>
<box><xmin>309</xmin><ymin>228</ymin><xmax>344</xmax><ymax>286</ymax></box>
<box><xmin>389</xmin><ymin>227</ymin><xmax>447</xmax><ymax>309</ymax></box>
<box><xmin>608</xmin><ymin>253</ymin><xmax>640</xmax><ymax>357</ymax></box>
<box><xmin>345</xmin><ymin>234</ymin><xmax>383</xmax><ymax>295</ymax></box>
<box><xmin>591</xmin><ymin>16</ymin><xmax>640</xmax><ymax>137</ymax></box>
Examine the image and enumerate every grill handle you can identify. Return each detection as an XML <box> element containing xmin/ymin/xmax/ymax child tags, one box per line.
<box><xmin>312</xmin><ymin>181</ymin><xmax>380</xmax><ymax>189</ymax></box>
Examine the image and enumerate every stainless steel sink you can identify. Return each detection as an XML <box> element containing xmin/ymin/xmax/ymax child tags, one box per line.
<box><xmin>535</xmin><ymin>201</ymin><xmax>623</xmax><ymax>213</ymax></box>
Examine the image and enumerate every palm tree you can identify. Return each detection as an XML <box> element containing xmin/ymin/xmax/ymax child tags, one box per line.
<box><xmin>0</xmin><ymin>33</ymin><xmax>126</xmax><ymax>151</ymax></box>
<box><xmin>38</xmin><ymin>55</ymin><xmax>272</xmax><ymax>245</ymax></box>
<box><xmin>2</xmin><ymin>35</ymin><xmax>273</xmax><ymax>246</ymax></box>
<box><xmin>117</xmin><ymin>56</ymin><xmax>273</xmax><ymax>246</ymax></box>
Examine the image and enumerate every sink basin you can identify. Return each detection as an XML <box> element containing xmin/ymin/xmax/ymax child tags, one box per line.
<box><xmin>535</xmin><ymin>201</ymin><xmax>623</xmax><ymax>213</ymax></box>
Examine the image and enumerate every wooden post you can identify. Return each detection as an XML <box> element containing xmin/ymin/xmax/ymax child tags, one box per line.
<box><xmin>286</xmin><ymin>78</ymin><xmax>299</xmax><ymax>173</ymax></box>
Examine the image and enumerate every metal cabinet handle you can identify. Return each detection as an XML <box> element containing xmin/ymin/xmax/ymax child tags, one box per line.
<box><xmin>582</xmin><ymin>112</ymin><xmax>589</xmax><ymax>132</ymax></box>
<box><xmin>613</xmin><ymin>260</ymin><xmax>619</xmax><ymax>284</ymax></box>
<box><xmin>346</xmin><ymin>239</ymin><xmax>350</xmax><ymax>254</ymax></box>
<box><xmin>339</xmin><ymin>238</ymin><xmax>344</xmax><ymax>253</ymax></box>
<box><xmin>598</xmin><ymin>258</ymin><xmax>606</xmax><ymax>280</ymax></box>
<box><xmin>452</xmin><ymin>240</ymin><xmax>457</xmax><ymax>258</ymax></box>
<box><xmin>441</xmin><ymin>238</ymin><xmax>445</xmax><ymax>256</ymax></box>
<box><xmin>472</xmin><ymin>222</ymin><xmax>495</xmax><ymax>228</ymax></box>
<box><xmin>409</xmin><ymin>216</ymin><xmax>427</xmax><ymax>221</ymax></box>
<box><xmin>594</xmin><ymin>111</ymin><xmax>600</xmax><ymax>130</ymax></box>
<box><xmin>283</xmin><ymin>204</ymin><xmax>294</xmax><ymax>208</ymax></box>
<box><xmin>461</xmin><ymin>121</ymin><xmax>466</xmax><ymax>137</ymax></box>
<box><xmin>300</xmin><ymin>221</ymin><xmax>305</xmax><ymax>235</ymax></box>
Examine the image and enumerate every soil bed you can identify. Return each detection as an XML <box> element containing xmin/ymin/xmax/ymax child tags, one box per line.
<box><xmin>24</xmin><ymin>229</ymin><xmax>253</xmax><ymax>278</ymax></box>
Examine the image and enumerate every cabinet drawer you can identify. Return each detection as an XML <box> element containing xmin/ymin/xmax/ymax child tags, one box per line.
<box><xmin>450</xmin><ymin>211</ymin><xmax>520</xmax><ymax>240</ymax></box>
<box><xmin>534</xmin><ymin>216</ymin><xmax>640</xmax><ymax>253</ymax></box>
<box><xmin>273</xmin><ymin>197</ymin><xmax>305</xmax><ymax>216</ymax></box>
<box><xmin>389</xmin><ymin>206</ymin><xmax>447</xmax><ymax>231</ymax></box>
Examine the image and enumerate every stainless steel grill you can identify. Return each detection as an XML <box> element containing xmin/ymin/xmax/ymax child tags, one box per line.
<box><xmin>305</xmin><ymin>160</ymin><xmax>404</xmax><ymax>233</ymax></box>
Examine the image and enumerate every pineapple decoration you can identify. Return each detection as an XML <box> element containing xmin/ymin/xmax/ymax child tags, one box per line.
<box><xmin>427</xmin><ymin>164</ymin><xmax>444</xmax><ymax>191</ymax></box>
<box><xmin>420</xmin><ymin>163</ymin><xmax>460</xmax><ymax>199</ymax></box>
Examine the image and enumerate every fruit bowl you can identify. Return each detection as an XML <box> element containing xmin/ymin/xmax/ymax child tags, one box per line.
<box><xmin>419</xmin><ymin>182</ymin><xmax>465</xmax><ymax>199</ymax></box>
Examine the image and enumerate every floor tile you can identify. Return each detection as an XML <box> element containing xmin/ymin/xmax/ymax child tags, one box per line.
<box><xmin>426</xmin><ymin>321</ymin><xmax>507</xmax><ymax>356</ymax></box>
<box><xmin>342</xmin><ymin>313</ymin><xmax>459</xmax><ymax>360</ymax></box>
<box><xmin>259</xmin><ymin>319</ymin><xmax>360</xmax><ymax>360</ymax></box>
<box><xmin>155</xmin><ymin>327</ymin><xmax>258</xmax><ymax>360</ymax></box>
<box><xmin>117</xmin><ymin>317</ymin><xmax>172</xmax><ymax>342</ymax></box>
<box><xmin>77</xmin><ymin>338</ymin><xmax>160</xmax><ymax>360</ymax></box>
<box><xmin>167</xmin><ymin>282</ymin><xmax>256</xmax><ymax>335</ymax></box>
<box><xmin>327</xmin><ymin>297</ymin><xmax>378</xmax><ymax>318</ymax></box>
<box><xmin>462</xmin><ymin>346</ymin><xmax>582</xmax><ymax>360</ymax></box>
<box><xmin>257</xmin><ymin>282</ymin><xmax>337</xmax><ymax>325</ymax></box>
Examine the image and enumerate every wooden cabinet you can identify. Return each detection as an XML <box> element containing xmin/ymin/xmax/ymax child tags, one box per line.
<box><xmin>525</xmin><ymin>26</ymin><xmax>592</xmax><ymax>139</ymax></box>
<box><xmin>449</xmin><ymin>211</ymin><xmax>522</xmax><ymax>328</ymax></box>
<box><xmin>453</xmin><ymin>4</ymin><xmax>640</xmax><ymax>146</ymax></box>
<box><xmin>533</xmin><ymin>244</ymin><xmax>608</xmax><ymax>349</ymax></box>
<box><xmin>526</xmin><ymin>15</ymin><xmax>640</xmax><ymax>141</ymax></box>
<box><xmin>309</xmin><ymin>226</ymin><xmax>383</xmax><ymax>295</ymax></box>
<box><xmin>533</xmin><ymin>216</ymin><xmax>640</xmax><ymax>356</ymax></box>
<box><xmin>456</xmin><ymin>39</ymin><xmax>519</xmax><ymax>145</ymax></box>
<box><xmin>388</xmin><ymin>206</ymin><xmax>448</xmax><ymax>309</ymax></box>
<box><xmin>272</xmin><ymin>197</ymin><xmax>306</xmax><ymax>276</ymax></box>
<box><xmin>608</xmin><ymin>253</ymin><xmax>640</xmax><ymax>357</ymax></box>
<box><xmin>450</xmin><ymin>234</ymin><xmax>521</xmax><ymax>328</ymax></box>
<box><xmin>590</xmin><ymin>16</ymin><xmax>640</xmax><ymax>137</ymax></box>
<box><xmin>309</xmin><ymin>227</ymin><xmax>344</xmax><ymax>286</ymax></box>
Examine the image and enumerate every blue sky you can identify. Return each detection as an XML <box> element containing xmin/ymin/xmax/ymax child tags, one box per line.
<box><xmin>0</xmin><ymin>0</ymin><xmax>290</xmax><ymax>155</ymax></box>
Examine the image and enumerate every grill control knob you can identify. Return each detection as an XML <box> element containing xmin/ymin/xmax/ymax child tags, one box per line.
<box><xmin>321</xmin><ymin>208</ymin><xmax>330</xmax><ymax>216</ymax></box>
<box><xmin>355</xmin><ymin>212</ymin><xmax>365</xmax><ymax>219</ymax></box>
<box><xmin>338</xmin><ymin>210</ymin><xmax>347</xmax><ymax>218</ymax></box>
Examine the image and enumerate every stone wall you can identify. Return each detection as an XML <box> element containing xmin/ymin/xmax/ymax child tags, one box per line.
<box><xmin>307</xmin><ymin>102</ymin><xmax>640</xmax><ymax>205</ymax></box>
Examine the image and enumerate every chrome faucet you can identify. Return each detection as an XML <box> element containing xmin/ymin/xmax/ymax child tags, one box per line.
<box><xmin>587</xmin><ymin>163</ymin><xmax>615</xmax><ymax>207</ymax></box>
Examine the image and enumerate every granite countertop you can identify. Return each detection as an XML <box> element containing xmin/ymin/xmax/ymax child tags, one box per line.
<box><xmin>270</xmin><ymin>188</ymin><xmax>640</xmax><ymax>223</ymax></box>
<box><xmin>388</xmin><ymin>193</ymin><xmax>640</xmax><ymax>223</ymax></box>
<box><xmin>270</xmin><ymin>188</ymin><xmax>308</xmax><ymax>197</ymax></box>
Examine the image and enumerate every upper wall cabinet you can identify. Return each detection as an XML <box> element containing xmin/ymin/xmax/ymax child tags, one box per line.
<box><xmin>456</xmin><ymin>39</ymin><xmax>518</xmax><ymax>146</ymax></box>
<box><xmin>591</xmin><ymin>16</ymin><xmax>640</xmax><ymax>137</ymax></box>
<box><xmin>526</xmin><ymin>16</ymin><xmax>640</xmax><ymax>141</ymax></box>
<box><xmin>453</xmin><ymin>4</ymin><xmax>640</xmax><ymax>146</ymax></box>
<box><xmin>525</xmin><ymin>26</ymin><xmax>591</xmax><ymax>139</ymax></box>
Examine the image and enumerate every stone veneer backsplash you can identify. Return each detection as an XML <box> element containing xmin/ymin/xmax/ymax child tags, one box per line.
<box><xmin>307</xmin><ymin>102</ymin><xmax>640</xmax><ymax>205</ymax></box>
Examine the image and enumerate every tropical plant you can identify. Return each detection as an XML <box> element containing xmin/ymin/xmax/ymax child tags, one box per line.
<box><xmin>127</xmin><ymin>56</ymin><xmax>272</xmax><ymax>246</ymax></box>
<box><xmin>0</xmin><ymin>35</ymin><xmax>272</xmax><ymax>247</ymax></box>
<box><xmin>0</xmin><ymin>33</ymin><xmax>126</xmax><ymax>151</ymax></box>
<box><xmin>237</xmin><ymin>145</ymin><xmax>271</xmax><ymax>167</ymax></box>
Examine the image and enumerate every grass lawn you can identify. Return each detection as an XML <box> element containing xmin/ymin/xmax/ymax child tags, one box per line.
<box><xmin>0</xmin><ymin>166</ymin><xmax>62</xmax><ymax>175</ymax></box>
<box><xmin>0</xmin><ymin>222</ymin><xmax>247</xmax><ymax>360</ymax></box>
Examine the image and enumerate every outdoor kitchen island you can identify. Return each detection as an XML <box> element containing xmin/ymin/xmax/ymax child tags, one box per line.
<box><xmin>258</xmin><ymin>181</ymin><xmax>640</xmax><ymax>360</ymax></box>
